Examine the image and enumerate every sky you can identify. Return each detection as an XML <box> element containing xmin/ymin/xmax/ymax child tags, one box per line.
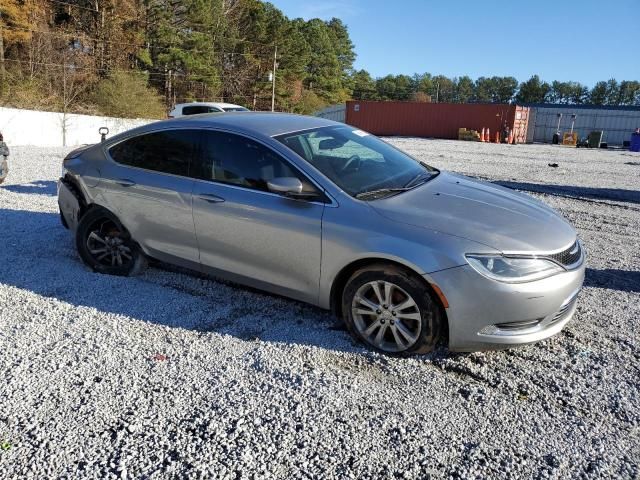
<box><xmin>270</xmin><ymin>0</ymin><xmax>639</xmax><ymax>87</ymax></box>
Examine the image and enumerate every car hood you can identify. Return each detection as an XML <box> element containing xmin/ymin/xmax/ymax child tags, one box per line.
<box><xmin>370</xmin><ymin>171</ymin><xmax>577</xmax><ymax>253</ymax></box>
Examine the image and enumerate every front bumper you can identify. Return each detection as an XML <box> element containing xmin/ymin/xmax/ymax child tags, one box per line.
<box><xmin>428</xmin><ymin>261</ymin><xmax>585</xmax><ymax>352</ymax></box>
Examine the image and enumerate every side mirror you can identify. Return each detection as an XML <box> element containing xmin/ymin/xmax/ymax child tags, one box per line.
<box><xmin>267</xmin><ymin>177</ymin><xmax>319</xmax><ymax>200</ymax></box>
<box><xmin>267</xmin><ymin>177</ymin><xmax>303</xmax><ymax>195</ymax></box>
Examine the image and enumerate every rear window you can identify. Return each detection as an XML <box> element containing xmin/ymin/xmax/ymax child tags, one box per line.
<box><xmin>108</xmin><ymin>129</ymin><xmax>198</xmax><ymax>176</ymax></box>
<box><xmin>182</xmin><ymin>105</ymin><xmax>221</xmax><ymax>115</ymax></box>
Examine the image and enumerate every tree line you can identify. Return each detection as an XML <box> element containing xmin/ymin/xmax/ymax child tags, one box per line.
<box><xmin>1</xmin><ymin>0</ymin><xmax>638</xmax><ymax>119</ymax></box>
<box><xmin>352</xmin><ymin>72</ymin><xmax>640</xmax><ymax>106</ymax></box>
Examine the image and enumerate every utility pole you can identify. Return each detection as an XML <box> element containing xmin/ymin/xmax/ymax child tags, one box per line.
<box><xmin>0</xmin><ymin>7</ymin><xmax>5</xmax><ymax>81</ymax></box>
<box><xmin>271</xmin><ymin>45</ymin><xmax>277</xmax><ymax>112</ymax></box>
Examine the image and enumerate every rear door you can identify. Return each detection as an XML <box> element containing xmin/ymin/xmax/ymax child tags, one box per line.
<box><xmin>190</xmin><ymin>130</ymin><xmax>326</xmax><ymax>304</ymax></box>
<box><xmin>100</xmin><ymin>129</ymin><xmax>200</xmax><ymax>266</ymax></box>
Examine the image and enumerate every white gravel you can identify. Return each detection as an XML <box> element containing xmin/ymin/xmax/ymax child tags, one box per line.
<box><xmin>0</xmin><ymin>140</ymin><xmax>639</xmax><ymax>479</ymax></box>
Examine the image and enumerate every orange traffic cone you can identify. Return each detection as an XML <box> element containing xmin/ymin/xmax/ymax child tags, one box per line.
<box><xmin>495</xmin><ymin>131</ymin><xmax>500</xmax><ymax>143</ymax></box>
<box><xmin>508</xmin><ymin>130</ymin><xmax>514</xmax><ymax>144</ymax></box>
<box><xmin>486</xmin><ymin>128</ymin><xmax>490</xmax><ymax>143</ymax></box>
<box><xmin>480</xmin><ymin>128</ymin><xmax>485</xmax><ymax>142</ymax></box>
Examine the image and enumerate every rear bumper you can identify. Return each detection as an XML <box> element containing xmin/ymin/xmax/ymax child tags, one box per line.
<box><xmin>428</xmin><ymin>262</ymin><xmax>585</xmax><ymax>352</ymax></box>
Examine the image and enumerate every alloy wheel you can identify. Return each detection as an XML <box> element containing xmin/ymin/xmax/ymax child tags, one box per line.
<box><xmin>85</xmin><ymin>219</ymin><xmax>133</xmax><ymax>268</ymax></box>
<box><xmin>351</xmin><ymin>280</ymin><xmax>422</xmax><ymax>352</ymax></box>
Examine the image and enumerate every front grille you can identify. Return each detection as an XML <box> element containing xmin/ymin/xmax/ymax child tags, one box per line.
<box><xmin>496</xmin><ymin>318</ymin><xmax>543</xmax><ymax>331</ymax></box>
<box><xmin>547</xmin><ymin>241</ymin><xmax>582</xmax><ymax>267</ymax></box>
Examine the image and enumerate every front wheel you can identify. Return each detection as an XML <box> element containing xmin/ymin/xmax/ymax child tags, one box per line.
<box><xmin>75</xmin><ymin>208</ymin><xmax>146</xmax><ymax>276</ymax></box>
<box><xmin>342</xmin><ymin>264</ymin><xmax>442</xmax><ymax>355</ymax></box>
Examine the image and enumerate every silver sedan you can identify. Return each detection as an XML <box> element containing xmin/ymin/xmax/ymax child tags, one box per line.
<box><xmin>58</xmin><ymin>113</ymin><xmax>585</xmax><ymax>355</ymax></box>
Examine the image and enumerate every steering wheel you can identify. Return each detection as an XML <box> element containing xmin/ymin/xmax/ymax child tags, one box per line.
<box><xmin>342</xmin><ymin>154</ymin><xmax>362</xmax><ymax>174</ymax></box>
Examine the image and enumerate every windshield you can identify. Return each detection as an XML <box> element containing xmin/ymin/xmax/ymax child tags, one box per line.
<box><xmin>275</xmin><ymin>126</ymin><xmax>437</xmax><ymax>198</ymax></box>
<box><xmin>222</xmin><ymin>107</ymin><xmax>249</xmax><ymax>112</ymax></box>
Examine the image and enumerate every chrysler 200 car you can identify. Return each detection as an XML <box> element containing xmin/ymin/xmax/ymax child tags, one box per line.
<box><xmin>58</xmin><ymin>113</ymin><xmax>585</xmax><ymax>355</ymax></box>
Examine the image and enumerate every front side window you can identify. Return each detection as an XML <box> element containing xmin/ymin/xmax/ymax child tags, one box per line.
<box><xmin>276</xmin><ymin>126</ymin><xmax>438</xmax><ymax>198</ymax></box>
<box><xmin>108</xmin><ymin>129</ymin><xmax>198</xmax><ymax>176</ymax></box>
<box><xmin>193</xmin><ymin>131</ymin><xmax>317</xmax><ymax>195</ymax></box>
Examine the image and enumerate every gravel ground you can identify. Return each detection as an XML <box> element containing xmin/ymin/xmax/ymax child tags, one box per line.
<box><xmin>0</xmin><ymin>140</ymin><xmax>639</xmax><ymax>479</ymax></box>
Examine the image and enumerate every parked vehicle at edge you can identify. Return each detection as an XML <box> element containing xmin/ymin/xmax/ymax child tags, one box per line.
<box><xmin>168</xmin><ymin>102</ymin><xmax>249</xmax><ymax>118</ymax></box>
<box><xmin>58</xmin><ymin>113</ymin><xmax>585</xmax><ymax>355</ymax></box>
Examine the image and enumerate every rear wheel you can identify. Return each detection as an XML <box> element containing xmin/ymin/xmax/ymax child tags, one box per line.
<box><xmin>75</xmin><ymin>208</ymin><xmax>146</xmax><ymax>276</ymax></box>
<box><xmin>342</xmin><ymin>264</ymin><xmax>441</xmax><ymax>355</ymax></box>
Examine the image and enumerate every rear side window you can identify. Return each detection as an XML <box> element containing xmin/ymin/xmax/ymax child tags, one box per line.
<box><xmin>193</xmin><ymin>131</ymin><xmax>316</xmax><ymax>194</ymax></box>
<box><xmin>108</xmin><ymin>130</ymin><xmax>198</xmax><ymax>176</ymax></box>
<box><xmin>182</xmin><ymin>105</ymin><xmax>221</xmax><ymax>115</ymax></box>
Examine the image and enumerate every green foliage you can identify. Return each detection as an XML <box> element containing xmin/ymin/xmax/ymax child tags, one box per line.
<box><xmin>93</xmin><ymin>72</ymin><xmax>166</xmax><ymax>119</ymax></box>
<box><xmin>546</xmin><ymin>81</ymin><xmax>589</xmax><ymax>104</ymax></box>
<box><xmin>293</xmin><ymin>90</ymin><xmax>326</xmax><ymax>114</ymax></box>
<box><xmin>1</xmin><ymin>0</ymin><xmax>638</xmax><ymax>116</ymax></box>
<box><xmin>604</xmin><ymin>79</ymin><xmax>620</xmax><ymax>106</ymax></box>
<box><xmin>455</xmin><ymin>76</ymin><xmax>475</xmax><ymax>103</ymax></box>
<box><xmin>300</xmin><ymin>18</ymin><xmax>352</xmax><ymax>104</ymax></box>
<box><xmin>515</xmin><ymin>75</ymin><xmax>551</xmax><ymax>103</ymax></box>
<box><xmin>354</xmin><ymin>71</ymin><xmax>639</xmax><ymax>107</ymax></box>
<box><xmin>618</xmin><ymin>81</ymin><xmax>640</xmax><ymax>105</ymax></box>
<box><xmin>589</xmin><ymin>81</ymin><xmax>607</xmax><ymax>105</ymax></box>
<box><xmin>0</xmin><ymin>0</ymin><xmax>358</xmax><ymax>115</ymax></box>
<box><xmin>351</xmin><ymin>70</ymin><xmax>376</xmax><ymax>100</ymax></box>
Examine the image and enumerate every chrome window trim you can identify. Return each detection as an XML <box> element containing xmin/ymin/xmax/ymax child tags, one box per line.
<box><xmin>103</xmin><ymin>125</ymin><xmax>338</xmax><ymax>207</ymax></box>
<box><xmin>190</xmin><ymin>175</ymin><xmax>336</xmax><ymax>207</ymax></box>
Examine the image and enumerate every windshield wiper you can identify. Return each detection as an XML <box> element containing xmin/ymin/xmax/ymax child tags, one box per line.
<box><xmin>356</xmin><ymin>170</ymin><xmax>438</xmax><ymax>200</ymax></box>
<box><xmin>355</xmin><ymin>187</ymin><xmax>412</xmax><ymax>200</ymax></box>
<box><xmin>404</xmin><ymin>171</ymin><xmax>436</xmax><ymax>188</ymax></box>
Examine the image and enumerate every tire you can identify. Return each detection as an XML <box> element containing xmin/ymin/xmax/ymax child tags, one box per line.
<box><xmin>342</xmin><ymin>263</ymin><xmax>441</xmax><ymax>356</ymax></box>
<box><xmin>75</xmin><ymin>208</ymin><xmax>146</xmax><ymax>276</ymax></box>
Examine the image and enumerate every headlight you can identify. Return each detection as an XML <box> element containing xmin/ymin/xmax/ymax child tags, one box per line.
<box><xmin>465</xmin><ymin>254</ymin><xmax>564</xmax><ymax>283</ymax></box>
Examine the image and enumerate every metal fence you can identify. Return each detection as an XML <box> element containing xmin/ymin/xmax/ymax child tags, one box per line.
<box><xmin>527</xmin><ymin>105</ymin><xmax>640</xmax><ymax>146</ymax></box>
<box><xmin>314</xmin><ymin>104</ymin><xmax>346</xmax><ymax>123</ymax></box>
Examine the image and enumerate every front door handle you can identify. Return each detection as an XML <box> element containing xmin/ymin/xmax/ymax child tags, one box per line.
<box><xmin>197</xmin><ymin>193</ymin><xmax>225</xmax><ymax>204</ymax></box>
<box><xmin>115</xmin><ymin>179</ymin><xmax>136</xmax><ymax>187</ymax></box>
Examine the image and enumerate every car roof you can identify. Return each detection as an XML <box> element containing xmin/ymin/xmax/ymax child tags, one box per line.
<box><xmin>102</xmin><ymin>113</ymin><xmax>343</xmax><ymax>148</ymax></box>
<box><xmin>173</xmin><ymin>102</ymin><xmax>245</xmax><ymax>109</ymax></box>
<box><xmin>160</xmin><ymin>112</ymin><xmax>340</xmax><ymax>138</ymax></box>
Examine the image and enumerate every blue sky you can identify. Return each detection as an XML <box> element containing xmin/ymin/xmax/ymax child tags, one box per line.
<box><xmin>270</xmin><ymin>0</ymin><xmax>639</xmax><ymax>87</ymax></box>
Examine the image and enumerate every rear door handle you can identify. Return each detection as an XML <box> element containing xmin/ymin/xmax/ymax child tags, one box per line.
<box><xmin>115</xmin><ymin>179</ymin><xmax>136</xmax><ymax>187</ymax></box>
<box><xmin>197</xmin><ymin>193</ymin><xmax>225</xmax><ymax>204</ymax></box>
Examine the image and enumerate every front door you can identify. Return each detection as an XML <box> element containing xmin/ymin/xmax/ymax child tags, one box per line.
<box><xmin>191</xmin><ymin>130</ymin><xmax>325</xmax><ymax>304</ymax></box>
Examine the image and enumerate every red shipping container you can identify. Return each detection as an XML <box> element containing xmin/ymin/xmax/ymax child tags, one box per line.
<box><xmin>346</xmin><ymin>101</ymin><xmax>529</xmax><ymax>143</ymax></box>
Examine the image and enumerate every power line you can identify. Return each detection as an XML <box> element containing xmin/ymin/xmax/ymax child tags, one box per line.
<box><xmin>1</xmin><ymin>58</ymin><xmax>280</xmax><ymax>97</ymax></box>
<box><xmin>3</xmin><ymin>57</ymin><xmax>456</xmax><ymax>100</ymax></box>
